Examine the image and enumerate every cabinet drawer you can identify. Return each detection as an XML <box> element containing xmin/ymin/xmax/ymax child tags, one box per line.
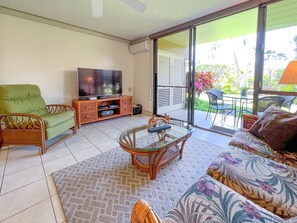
<box><xmin>80</xmin><ymin>112</ymin><xmax>97</xmax><ymax>123</ymax></box>
<box><xmin>122</xmin><ymin>106</ymin><xmax>132</xmax><ymax>115</ymax></box>
<box><xmin>80</xmin><ymin>102</ymin><xmax>97</xmax><ymax>112</ymax></box>
<box><xmin>122</xmin><ymin>97</ymin><xmax>132</xmax><ymax>106</ymax></box>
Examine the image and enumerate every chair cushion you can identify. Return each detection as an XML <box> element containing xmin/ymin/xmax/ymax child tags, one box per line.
<box><xmin>42</xmin><ymin>111</ymin><xmax>74</xmax><ymax>128</ymax></box>
<box><xmin>207</xmin><ymin>147</ymin><xmax>297</xmax><ymax>218</ymax></box>
<box><xmin>276</xmin><ymin>151</ymin><xmax>297</xmax><ymax>168</ymax></box>
<box><xmin>249</xmin><ymin>106</ymin><xmax>297</xmax><ymax>151</ymax></box>
<box><xmin>163</xmin><ymin>175</ymin><xmax>283</xmax><ymax>223</ymax></box>
<box><xmin>0</xmin><ymin>84</ymin><xmax>49</xmax><ymax>116</ymax></box>
<box><xmin>229</xmin><ymin>128</ymin><xmax>297</xmax><ymax>168</ymax></box>
<box><xmin>229</xmin><ymin>128</ymin><xmax>277</xmax><ymax>158</ymax></box>
<box><xmin>283</xmin><ymin>217</ymin><xmax>297</xmax><ymax>223</ymax></box>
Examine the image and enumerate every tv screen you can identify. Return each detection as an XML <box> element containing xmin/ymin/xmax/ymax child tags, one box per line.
<box><xmin>78</xmin><ymin>68</ymin><xmax>122</xmax><ymax>97</ymax></box>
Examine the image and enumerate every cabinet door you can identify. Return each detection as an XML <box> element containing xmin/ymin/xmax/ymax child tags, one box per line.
<box><xmin>80</xmin><ymin>111</ymin><xmax>97</xmax><ymax>123</ymax></box>
<box><xmin>79</xmin><ymin>101</ymin><xmax>97</xmax><ymax>123</ymax></box>
<box><xmin>122</xmin><ymin>97</ymin><xmax>132</xmax><ymax>115</ymax></box>
<box><xmin>80</xmin><ymin>101</ymin><xmax>97</xmax><ymax>112</ymax></box>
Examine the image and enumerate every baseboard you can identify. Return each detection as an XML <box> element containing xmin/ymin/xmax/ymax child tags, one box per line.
<box><xmin>141</xmin><ymin>110</ymin><xmax>153</xmax><ymax>116</ymax></box>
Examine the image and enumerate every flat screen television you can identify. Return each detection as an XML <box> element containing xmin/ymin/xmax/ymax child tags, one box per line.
<box><xmin>78</xmin><ymin>68</ymin><xmax>122</xmax><ymax>98</ymax></box>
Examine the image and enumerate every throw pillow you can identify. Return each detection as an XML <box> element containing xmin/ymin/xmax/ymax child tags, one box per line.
<box><xmin>249</xmin><ymin>106</ymin><xmax>297</xmax><ymax>151</ymax></box>
<box><xmin>284</xmin><ymin>134</ymin><xmax>297</xmax><ymax>152</ymax></box>
<box><xmin>242</xmin><ymin>114</ymin><xmax>258</xmax><ymax>129</ymax></box>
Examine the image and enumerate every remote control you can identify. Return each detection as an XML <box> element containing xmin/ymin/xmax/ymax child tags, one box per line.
<box><xmin>148</xmin><ymin>124</ymin><xmax>171</xmax><ymax>133</ymax></box>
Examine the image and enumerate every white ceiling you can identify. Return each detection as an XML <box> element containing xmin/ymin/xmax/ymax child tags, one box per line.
<box><xmin>0</xmin><ymin>0</ymin><xmax>249</xmax><ymax>41</ymax></box>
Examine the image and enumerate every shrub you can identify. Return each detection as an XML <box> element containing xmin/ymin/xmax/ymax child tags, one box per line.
<box><xmin>195</xmin><ymin>71</ymin><xmax>215</xmax><ymax>95</ymax></box>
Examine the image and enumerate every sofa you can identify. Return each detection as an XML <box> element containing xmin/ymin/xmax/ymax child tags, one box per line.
<box><xmin>130</xmin><ymin>107</ymin><xmax>297</xmax><ymax>223</ymax></box>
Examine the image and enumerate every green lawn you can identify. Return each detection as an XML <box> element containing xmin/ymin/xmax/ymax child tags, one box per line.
<box><xmin>194</xmin><ymin>96</ymin><xmax>252</xmax><ymax>117</ymax></box>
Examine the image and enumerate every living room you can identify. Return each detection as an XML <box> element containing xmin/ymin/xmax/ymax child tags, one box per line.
<box><xmin>0</xmin><ymin>0</ymin><xmax>297</xmax><ymax>222</ymax></box>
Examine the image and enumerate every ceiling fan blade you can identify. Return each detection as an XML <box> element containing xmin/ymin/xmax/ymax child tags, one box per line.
<box><xmin>121</xmin><ymin>0</ymin><xmax>146</xmax><ymax>12</ymax></box>
<box><xmin>91</xmin><ymin>0</ymin><xmax>103</xmax><ymax>18</ymax></box>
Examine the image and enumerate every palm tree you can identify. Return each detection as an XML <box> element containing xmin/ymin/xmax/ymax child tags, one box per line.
<box><xmin>264</xmin><ymin>50</ymin><xmax>276</xmax><ymax>62</ymax></box>
<box><xmin>264</xmin><ymin>50</ymin><xmax>277</xmax><ymax>87</ymax></box>
<box><xmin>275</xmin><ymin>52</ymin><xmax>287</xmax><ymax>61</ymax></box>
<box><xmin>293</xmin><ymin>35</ymin><xmax>297</xmax><ymax>59</ymax></box>
<box><xmin>210</xmin><ymin>43</ymin><xmax>219</xmax><ymax>60</ymax></box>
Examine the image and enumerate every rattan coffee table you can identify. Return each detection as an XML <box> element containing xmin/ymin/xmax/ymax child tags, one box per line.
<box><xmin>117</xmin><ymin>121</ymin><xmax>192</xmax><ymax>180</ymax></box>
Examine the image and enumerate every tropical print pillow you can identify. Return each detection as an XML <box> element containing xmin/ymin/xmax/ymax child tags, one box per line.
<box><xmin>208</xmin><ymin>147</ymin><xmax>297</xmax><ymax>218</ymax></box>
<box><xmin>229</xmin><ymin>128</ymin><xmax>277</xmax><ymax>157</ymax></box>
<box><xmin>163</xmin><ymin>175</ymin><xmax>283</xmax><ymax>223</ymax></box>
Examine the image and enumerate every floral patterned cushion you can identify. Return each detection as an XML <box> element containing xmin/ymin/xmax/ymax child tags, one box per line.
<box><xmin>229</xmin><ymin>128</ymin><xmax>297</xmax><ymax>168</ymax></box>
<box><xmin>283</xmin><ymin>217</ymin><xmax>297</xmax><ymax>222</ymax></box>
<box><xmin>277</xmin><ymin>151</ymin><xmax>297</xmax><ymax>168</ymax></box>
<box><xmin>207</xmin><ymin>147</ymin><xmax>297</xmax><ymax>218</ymax></box>
<box><xmin>163</xmin><ymin>175</ymin><xmax>283</xmax><ymax>223</ymax></box>
<box><xmin>229</xmin><ymin>128</ymin><xmax>277</xmax><ymax>157</ymax></box>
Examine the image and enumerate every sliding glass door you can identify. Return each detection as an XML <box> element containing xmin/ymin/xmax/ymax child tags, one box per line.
<box><xmin>258</xmin><ymin>0</ymin><xmax>297</xmax><ymax>113</ymax></box>
<box><xmin>155</xmin><ymin>30</ymin><xmax>195</xmax><ymax>123</ymax></box>
<box><xmin>152</xmin><ymin>0</ymin><xmax>296</xmax><ymax>133</ymax></box>
<box><xmin>194</xmin><ymin>8</ymin><xmax>258</xmax><ymax>133</ymax></box>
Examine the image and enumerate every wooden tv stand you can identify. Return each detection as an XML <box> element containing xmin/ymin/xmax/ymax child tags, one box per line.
<box><xmin>72</xmin><ymin>96</ymin><xmax>132</xmax><ymax>128</ymax></box>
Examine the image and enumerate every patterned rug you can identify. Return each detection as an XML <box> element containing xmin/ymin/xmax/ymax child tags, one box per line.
<box><xmin>52</xmin><ymin>137</ymin><xmax>227</xmax><ymax>223</ymax></box>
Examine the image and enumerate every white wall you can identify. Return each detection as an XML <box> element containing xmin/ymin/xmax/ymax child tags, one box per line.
<box><xmin>133</xmin><ymin>44</ymin><xmax>153</xmax><ymax>114</ymax></box>
<box><xmin>0</xmin><ymin>13</ymin><xmax>134</xmax><ymax>104</ymax></box>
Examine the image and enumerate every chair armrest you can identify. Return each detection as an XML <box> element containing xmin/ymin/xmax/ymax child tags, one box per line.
<box><xmin>46</xmin><ymin>104</ymin><xmax>75</xmax><ymax>113</ymax></box>
<box><xmin>242</xmin><ymin>114</ymin><xmax>258</xmax><ymax>129</ymax></box>
<box><xmin>0</xmin><ymin>113</ymin><xmax>45</xmax><ymax>129</ymax></box>
<box><xmin>131</xmin><ymin>199</ymin><xmax>164</xmax><ymax>223</ymax></box>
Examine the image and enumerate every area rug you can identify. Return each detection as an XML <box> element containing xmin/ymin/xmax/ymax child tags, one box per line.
<box><xmin>52</xmin><ymin>137</ymin><xmax>227</xmax><ymax>223</ymax></box>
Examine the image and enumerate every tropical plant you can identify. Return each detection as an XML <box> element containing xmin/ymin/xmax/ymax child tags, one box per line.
<box><xmin>194</xmin><ymin>97</ymin><xmax>209</xmax><ymax>111</ymax></box>
<box><xmin>195</xmin><ymin>71</ymin><xmax>215</xmax><ymax>95</ymax></box>
<box><xmin>196</xmin><ymin>64</ymin><xmax>239</xmax><ymax>94</ymax></box>
<box><xmin>293</xmin><ymin>35</ymin><xmax>297</xmax><ymax>59</ymax></box>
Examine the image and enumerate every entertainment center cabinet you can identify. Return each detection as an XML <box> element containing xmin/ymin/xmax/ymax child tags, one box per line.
<box><xmin>72</xmin><ymin>96</ymin><xmax>132</xmax><ymax>128</ymax></box>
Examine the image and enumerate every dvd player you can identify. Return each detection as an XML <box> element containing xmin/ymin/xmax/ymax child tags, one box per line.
<box><xmin>109</xmin><ymin>104</ymin><xmax>119</xmax><ymax>108</ymax></box>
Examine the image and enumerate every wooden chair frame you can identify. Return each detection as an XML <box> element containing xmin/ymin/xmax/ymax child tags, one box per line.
<box><xmin>131</xmin><ymin>199</ymin><xmax>163</xmax><ymax>223</ymax></box>
<box><xmin>0</xmin><ymin>104</ymin><xmax>77</xmax><ymax>155</ymax></box>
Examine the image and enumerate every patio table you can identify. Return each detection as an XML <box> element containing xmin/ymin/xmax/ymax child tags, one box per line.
<box><xmin>224</xmin><ymin>94</ymin><xmax>253</xmax><ymax>126</ymax></box>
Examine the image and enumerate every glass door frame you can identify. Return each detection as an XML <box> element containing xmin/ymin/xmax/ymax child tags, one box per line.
<box><xmin>152</xmin><ymin>0</ymin><xmax>283</xmax><ymax>128</ymax></box>
<box><xmin>153</xmin><ymin>28</ymin><xmax>196</xmax><ymax>125</ymax></box>
<box><xmin>253</xmin><ymin>3</ymin><xmax>297</xmax><ymax>114</ymax></box>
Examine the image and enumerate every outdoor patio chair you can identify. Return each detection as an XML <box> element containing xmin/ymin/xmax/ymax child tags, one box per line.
<box><xmin>210</xmin><ymin>88</ymin><xmax>233</xmax><ymax>105</ymax></box>
<box><xmin>258</xmin><ymin>96</ymin><xmax>285</xmax><ymax>113</ymax></box>
<box><xmin>281</xmin><ymin>96</ymin><xmax>296</xmax><ymax>111</ymax></box>
<box><xmin>244</xmin><ymin>96</ymin><xmax>285</xmax><ymax>116</ymax></box>
<box><xmin>210</xmin><ymin>88</ymin><xmax>224</xmax><ymax>100</ymax></box>
<box><xmin>205</xmin><ymin>91</ymin><xmax>234</xmax><ymax>126</ymax></box>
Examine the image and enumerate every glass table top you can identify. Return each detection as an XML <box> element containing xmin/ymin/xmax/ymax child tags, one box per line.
<box><xmin>117</xmin><ymin>123</ymin><xmax>193</xmax><ymax>152</ymax></box>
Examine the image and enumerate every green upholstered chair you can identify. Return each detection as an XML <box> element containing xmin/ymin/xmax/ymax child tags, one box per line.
<box><xmin>0</xmin><ymin>84</ymin><xmax>77</xmax><ymax>155</ymax></box>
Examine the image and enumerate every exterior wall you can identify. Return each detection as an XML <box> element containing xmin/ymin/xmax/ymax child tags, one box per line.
<box><xmin>0</xmin><ymin>13</ymin><xmax>134</xmax><ymax>104</ymax></box>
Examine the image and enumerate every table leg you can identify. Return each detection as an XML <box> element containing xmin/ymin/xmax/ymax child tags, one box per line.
<box><xmin>131</xmin><ymin>154</ymin><xmax>135</xmax><ymax>165</ymax></box>
<box><xmin>179</xmin><ymin>138</ymin><xmax>188</xmax><ymax>160</ymax></box>
<box><xmin>148</xmin><ymin>151</ymin><xmax>167</xmax><ymax>180</ymax></box>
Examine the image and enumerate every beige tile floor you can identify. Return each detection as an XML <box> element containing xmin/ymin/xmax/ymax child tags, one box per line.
<box><xmin>0</xmin><ymin>115</ymin><xmax>231</xmax><ymax>223</ymax></box>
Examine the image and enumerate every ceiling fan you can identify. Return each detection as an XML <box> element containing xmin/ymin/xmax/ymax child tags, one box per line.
<box><xmin>91</xmin><ymin>0</ymin><xmax>146</xmax><ymax>18</ymax></box>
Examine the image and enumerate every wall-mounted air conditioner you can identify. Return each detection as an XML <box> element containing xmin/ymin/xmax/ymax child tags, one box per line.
<box><xmin>129</xmin><ymin>40</ymin><xmax>150</xmax><ymax>54</ymax></box>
